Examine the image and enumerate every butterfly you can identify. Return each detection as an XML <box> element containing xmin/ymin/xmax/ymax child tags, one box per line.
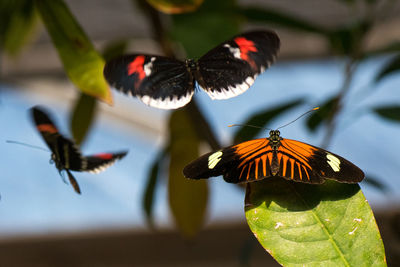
<box><xmin>103</xmin><ymin>30</ymin><xmax>280</xmax><ymax>109</ymax></box>
<box><xmin>183</xmin><ymin>129</ymin><xmax>364</xmax><ymax>184</ymax></box>
<box><xmin>31</xmin><ymin>106</ymin><xmax>128</xmax><ymax>194</ymax></box>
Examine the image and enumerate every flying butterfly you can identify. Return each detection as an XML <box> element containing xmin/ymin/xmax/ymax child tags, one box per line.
<box><xmin>103</xmin><ymin>30</ymin><xmax>280</xmax><ymax>109</ymax></box>
<box><xmin>183</xmin><ymin>108</ymin><xmax>364</xmax><ymax>184</ymax></box>
<box><xmin>31</xmin><ymin>106</ymin><xmax>128</xmax><ymax>194</ymax></box>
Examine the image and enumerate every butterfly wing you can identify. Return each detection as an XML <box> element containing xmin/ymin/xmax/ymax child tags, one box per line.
<box><xmin>79</xmin><ymin>151</ymin><xmax>128</xmax><ymax>173</ymax></box>
<box><xmin>196</xmin><ymin>31</ymin><xmax>280</xmax><ymax>100</ymax></box>
<box><xmin>183</xmin><ymin>138</ymin><xmax>275</xmax><ymax>183</ymax></box>
<box><xmin>277</xmin><ymin>139</ymin><xmax>365</xmax><ymax>184</ymax></box>
<box><xmin>104</xmin><ymin>54</ymin><xmax>194</xmax><ymax>109</ymax></box>
<box><xmin>65</xmin><ymin>169</ymin><xmax>81</xmax><ymax>194</ymax></box>
<box><xmin>31</xmin><ymin>106</ymin><xmax>86</xmax><ymax>171</ymax></box>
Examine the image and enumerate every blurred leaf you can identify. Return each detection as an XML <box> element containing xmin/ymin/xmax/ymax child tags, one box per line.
<box><xmin>237</xmin><ymin>6</ymin><xmax>328</xmax><ymax>35</ymax></box>
<box><xmin>306</xmin><ymin>96</ymin><xmax>338</xmax><ymax>132</ymax></box>
<box><xmin>234</xmin><ymin>98</ymin><xmax>305</xmax><ymax>143</ymax></box>
<box><xmin>70</xmin><ymin>93</ymin><xmax>97</xmax><ymax>145</ymax></box>
<box><xmin>373</xmin><ymin>105</ymin><xmax>400</xmax><ymax>122</ymax></box>
<box><xmin>245</xmin><ymin>178</ymin><xmax>386</xmax><ymax>266</ymax></box>
<box><xmin>375</xmin><ymin>55</ymin><xmax>400</xmax><ymax>83</ymax></box>
<box><xmin>365</xmin><ymin>41</ymin><xmax>400</xmax><ymax>56</ymax></box>
<box><xmin>171</xmin><ymin>0</ymin><xmax>239</xmax><ymax>58</ymax></box>
<box><xmin>168</xmin><ymin>108</ymin><xmax>208</xmax><ymax>238</ymax></box>
<box><xmin>143</xmin><ymin>149</ymin><xmax>168</xmax><ymax>228</ymax></box>
<box><xmin>147</xmin><ymin>0</ymin><xmax>203</xmax><ymax>14</ymax></box>
<box><xmin>0</xmin><ymin>0</ymin><xmax>38</xmax><ymax>56</ymax></box>
<box><xmin>102</xmin><ymin>39</ymin><xmax>129</xmax><ymax>62</ymax></box>
<box><xmin>327</xmin><ymin>21</ymin><xmax>371</xmax><ymax>56</ymax></box>
<box><xmin>362</xmin><ymin>176</ymin><xmax>390</xmax><ymax>193</ymax></box>
<box><xmin>35</xmin><ymin>0</ymin><xmax>112</xmax><ymax>104</ymax></box>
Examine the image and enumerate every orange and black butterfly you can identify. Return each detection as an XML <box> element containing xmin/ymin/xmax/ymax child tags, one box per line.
<box><xmin>31</xmin><ymin>106</ymin><xmax>128</xmax><ymax>194</ymax></box>
<box><xmin>183</xmin><ymin>128</ymin><xmax>364</xmax><ymax>184</ymax></box>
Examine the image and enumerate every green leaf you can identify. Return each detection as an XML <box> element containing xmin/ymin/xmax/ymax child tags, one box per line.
<box><xmin>236</xmin><ymin>6</ymin><xmax>328</xmax><ymax>35</ymax></box>
<box><xmin>0</xmin><ymin>0</ymin><xmax>38</xmax><ymax>56</ymax></box>
<box><xmin>142</xmin><ymin>148</ymin><xmax>168</xmax><ymax>228</ymax></box>
<box><xmin>34</xmin><ymin>0</ymin><xmax>112</xmax><ymax>104</ymax></box>
<box><xmin>245</xmin><ymin>178</ymin><xmax>386</xmax><ymax>266</ymax></box>
<box><xmin>306</xmin><ymin>96</ymin><xmax>338</xmax><ymax>132</ymax></box>
<box><xmin>147</xmin><ymin>0</ymin><xmax>204</xmax><ymax>14</ymax></box>
<box><xmin>233</xmin><ymin>98</ymin><xmax>305</xmax><ymax>144</ymax></box>
<box><xmin>171</xmin><ymin>0</ymin><xmax>239</xmax><ymax>58</ymax></box>
<box><xmin>70</xmin><ymin>93</ymin><xmax>97</xmax><ymax>145</ymax></box>
<box><xmin>373</xmin><ymin>105</ymin><xmax>400</xmax><ymax>122</ymax></box>
<box><xmin>375</xmin><ymin>55</ymin><xmax>400</xmax><ymax>83</ymax></box>
<box><xmin>168</xmin><ymin>108</ymin><xmax>208</xmax><ymax>238</ymax></box>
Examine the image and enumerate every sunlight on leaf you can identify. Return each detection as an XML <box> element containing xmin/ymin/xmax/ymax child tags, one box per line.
<box><xmin>245</xmin><ymin>178</ymin><xmax>386</xmax><ymax>266</ymax></box>
<box><xmin>70</xmin><ymin>93</ymin><xmax>97</xmax><ymax>146</ymax></box>
<box><xmin>147</xmin><ymin>0</ymin><xmax>203</xmax><ymax>14</ymax></box>
<box><xmin>35</xmin><ymin>0</ymin><xmax>112</xmax><ymax>104</ymax></box>
<box><xmin>168</xmin><ymin>108</ymin><xmax>208</xmax><ymax>238</ymax></box>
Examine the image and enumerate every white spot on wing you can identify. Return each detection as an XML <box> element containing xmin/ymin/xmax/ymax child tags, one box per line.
<box><xmin>327</xmin><ymin>153</ymin><xmax>341</xmax><ymax>172</ymax></box>
<box><xmin>143</xmin><ymin>57</ymin><xmax>156</xmax><ymax>76</ymax></box>
<box><xmin>224</xmin><ymin>43</ymin><xmax>241</xmax><ymax>59</ymax></box>
<box><xmin>208</xmin><ymin>151</ymin><xmax>223</xmax><ymax>169</ymax></box>
<box><xmin>205</xmin><ymin>75</ymin><xmax>256</xmax><ymax>100</ymax></box>
<box><xmin>139</xmin><ymin>91</ymin><xmax>194</xmax><ymax>109</ymax></box>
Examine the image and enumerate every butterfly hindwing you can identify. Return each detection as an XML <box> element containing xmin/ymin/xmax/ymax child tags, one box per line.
<box><xmin>104</xmin><ymin>54</ymin><xmax>194</xmax><ymax>109</ymax></box>
<box><xmin>197</xmin><ymin>31</ymin><xmax>280</xmax><ymax>100</ymax></box>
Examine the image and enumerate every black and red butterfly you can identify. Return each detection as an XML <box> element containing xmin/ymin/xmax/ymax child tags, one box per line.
<box><xmin>31</xmin><ymin>106</ymin><xmax>128</xmax><ymax>194</ymax></box>
<box><xmin>183</xmin><ymin>130</ymin><xmax>364</xmax><ymax>184</ymax></box>
<box><xmin>103</xmin><ymin>30</ymin><xmax>280</xmax><ymax>109</ymax></box>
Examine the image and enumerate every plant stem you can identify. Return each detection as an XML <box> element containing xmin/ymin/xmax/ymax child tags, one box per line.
<box><xmin>321</xmin><ymin>59</ymin><xmax>357</xmax><ymax>148</ymax></box>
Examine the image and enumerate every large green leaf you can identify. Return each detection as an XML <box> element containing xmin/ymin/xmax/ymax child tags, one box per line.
<box><xmin>35</xmin><ymin>0</ymin><xmax>112</xmax><ymax>104</ymax></box>
<box><xmin>245</xmin><ymin>178</ymin><xmax>386</xmax><ymax>266</ymax></box>
<box><xmin>168</xmin><ymin>108</ymin><xmax>208</xmax><ymax>238</ymax></box>
<box><xmin>373</xmin><ymin>105</ymin><xmax>400</xmax><ymax>123</ymax></box>
<box><xmin>147</xmin><ymin>0</ymin><xmax>203</xmax><ymax>14</ymax></box>
<box><xmin>70</xmin><ymin>93</ymin><xmax>97</xmax><ymax>146</ymax></box>
<box><xmin>171</xmin><ymin>0</ymin><xmax>239</xmax><ymax>58</ymax></box>
<box><xmin>0</xmin><ymin>0</ymin><xmax>38</xmax><ymax>56</ymax></box>
<box><xmin>233</xmin><ymin>98</ymin><xmax>304</xmax><ymax>144</ymax></box>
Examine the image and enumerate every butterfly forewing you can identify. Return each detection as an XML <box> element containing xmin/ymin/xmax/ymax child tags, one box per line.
<box><xmin>83</xmin><ymin>151</ymin><xmax>128</xmax><ymax>173</ymax></box>
<box><xmin>104</xmin><ymin>55</ymin><xmax>194</xmax><ymax>109</ymax></box>
<box><xmin>197</xmin><ymin>31</ymin><xmax>280</xmax><ymax>100</ymax></box>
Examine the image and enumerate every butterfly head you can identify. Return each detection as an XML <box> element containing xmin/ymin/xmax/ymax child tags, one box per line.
<box><xmin>269</xmin><ymin>130</ymin><xmax>282</xmax><ymax>148</ymax></box>
<box><xmin>50</xmin><ymin>153</ymin><xmax>63</xmax><ymax>171</ymax></box>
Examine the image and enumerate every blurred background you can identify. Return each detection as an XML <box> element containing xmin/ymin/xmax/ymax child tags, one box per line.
<box><xmin>1</xmin><ymin>0</ymin><xmax>400</xmax><ymax>266</ymax></box>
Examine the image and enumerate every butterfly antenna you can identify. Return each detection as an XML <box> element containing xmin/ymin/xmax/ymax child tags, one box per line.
<box><xmin>6</xmin><ymin>140</ymin><xmax>49</xmax><ymax>152</ymax></box>
<box><xmin>276</xmin><ymin>107</ymin><xmax>319</xmax><ymax>130</ymax></box>
<box><xmin>228</xmin><ymin>124</ymin><xmax>272</xmax><ymax>131</ymax></box>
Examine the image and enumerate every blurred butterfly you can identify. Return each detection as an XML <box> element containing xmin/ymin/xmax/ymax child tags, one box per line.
<box><xmin>31</xmin><ymin>106</ymin><xmax>128</xmax><ymax>194</ymax></box>
<box><xmin>103</xmin><ymin>30</ymin><xmax>280</xmax><ymax>109</ymax></box>
<box><xmin>183</xmin><ymin>110</ymin><xmax>364</xmax><ymax>184</ymax></box>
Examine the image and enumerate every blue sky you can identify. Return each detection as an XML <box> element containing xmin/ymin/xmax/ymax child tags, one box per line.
<box><xmin>1</xmin><ymin>56</ymin><xmax>399</xmax><ymax>238</ymax></box>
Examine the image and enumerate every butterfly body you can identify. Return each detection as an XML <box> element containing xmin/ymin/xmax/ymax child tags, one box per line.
<box><xmin>31</xmin><ymin>106</ymin><xmax>128</xmax><ymax>194</ymax></box>
<box><xmin>104</xmin><ymin>31</ymin><xmax>280</xmax><ymax>109</ymax></box>
<box><xmin>183</xmin><ymin>130</ymin><xmax>364</xmax><ymax>184</ymax></box>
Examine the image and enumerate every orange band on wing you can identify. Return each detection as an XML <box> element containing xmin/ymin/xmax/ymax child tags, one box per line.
<box><xmin>37</xmin><ymin>124</ymin><xmax>58</xmax><ymax>134</ymax></box>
